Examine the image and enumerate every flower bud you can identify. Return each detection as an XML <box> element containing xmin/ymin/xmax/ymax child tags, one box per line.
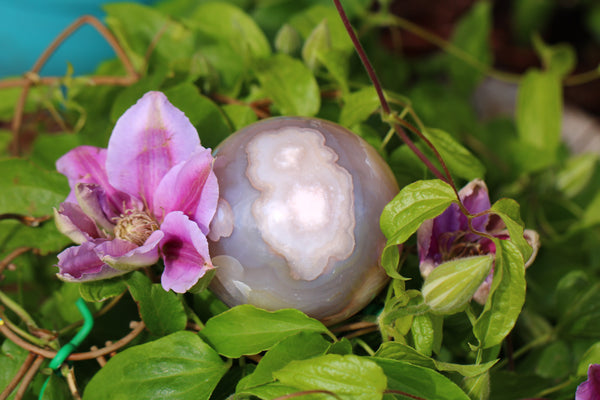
<box><xmin>422</xmin><ymin>254</ymin><xmax>494</xmax><ymax>314</ymax></box>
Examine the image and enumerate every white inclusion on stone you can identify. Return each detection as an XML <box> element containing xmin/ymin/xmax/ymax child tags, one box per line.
<box><xmin>208</xmin><ymin>198</ymin><xmax>234</xmax><ymax>242</ymax></box>
<box><xmin>246</xmin><ymin>127</ymin><xmax>356</xmax><ymax>281</ymax></box>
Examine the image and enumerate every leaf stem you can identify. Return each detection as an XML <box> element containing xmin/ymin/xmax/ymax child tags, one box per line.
<box><xmin>332</xmin><ymin>0</ymin><xmax>453</xmax><ymax>186</ymax></box>
<box><xmin>0</xmin><ymin>290</ymin><xmax>38</xmax><ymax>330</ymax></box>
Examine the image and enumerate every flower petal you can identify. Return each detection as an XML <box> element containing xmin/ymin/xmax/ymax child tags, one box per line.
<box><xmin>75</xmin><ymin>183</ymin><xmax>116</xmax><ymax>232</ymax></box>
<box><xmin>54</xmin><ymin>202</ymin><xmax>104</xmax><ymax>244</ymax></box>
<box><xmin>153</xmin><ymin>146</ymin><xmax>218</xmax><ymax>233</ymax></box>
<box><xmin>523</xmin><ymin>229</ymin><xmax>540</xmax><ymax>268</ymax></box>
<box><xmin>576</xmin><ymin>364</ymin><xmax>600</xmax><ymax>400</ymax></box>
<box><xmin>95</xmin><ymin>231</ymin><xmax>163</xmax><ymax>272</ymax></box>
<box><xmin>56</xmin><ymin>241</ymin><xmax>127</xmax><ymax>282</ymax></box>
<box><xmin>159</xmin><ymin>211</ymin><xmax>213</xmax><ymax>293</ymax></box>
<box><xmin>458</xmin><ymin>179</ymin><xmax>491</xmax><ymax>232</ymax></box>
<box><xmin>106</xmin><ymin>91</ymin><xmax>201</xmax><ymax>210</ymax></box>
<box><xmin>56</xmin><ymin>146</ymin><xmax>109</xmax><ymax>203</ymax></box>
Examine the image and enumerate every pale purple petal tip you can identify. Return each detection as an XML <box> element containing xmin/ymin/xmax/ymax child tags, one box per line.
<box><xmin>159</xmin><ymin>211</ymin><xmax>213</xmax><ymax>293</ymax></box>
<box><xmin>56</xmin><ymin>146</ymin><xmax>108</xmax><ymax>203</ymax></box>
<box><xmin>95</xmin><ymin>231</ymin><xmax>163</xmax><ymax>272</ymax></box>
<box><xmin>459</xmin><ymin>179</ymin><xmax>491</xmax><ymax>232</ymax></box>
<box><xmin>153</xmin><ymin>146</ymin><xmax>218</xmax><ymax>233</ymax></box>
<box><xmin>57</xmin><ymin>241</ymin><xmax>127</xmax><ymax>282</ymax></box>
<box><xmin>576</xmin><ymin>364</ymin><xmax>600</xmax><ymax>400</ymax></box>
<box><xmin>106</xmin><ymin>91</ymin><xmax>201</xmax><ymax>210</ymax></box>
<box><xmin>54</xmin><ymin>203</ymin><xmax>104</xmax><ymax>244</ymax></box>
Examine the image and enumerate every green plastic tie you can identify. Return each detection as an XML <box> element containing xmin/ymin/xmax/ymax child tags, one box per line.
<box><xmin>40</xmin><ymin>298</ymin><xmax>94</xmax><ymax>399</ymax></box>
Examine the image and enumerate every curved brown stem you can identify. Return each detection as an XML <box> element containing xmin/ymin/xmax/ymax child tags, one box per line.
<box><xmin>14</xmin><ymin>355</ymin><xmax>45</xmax><ymax>400</ymax></box>
<box><xmin>0</xmin><ymin>352</ymin><xmax>36</xmax><ymax>400</ymax></box>
<box><xmin>0</xmin><ymin>320</ymin><xmax>145</xmax><ymax>361</ymax></box>
<box><xmin>9</xmin><ymin>15</ymin><xmax>138</xmax><ymax>155</ymax></box>
<box><xmin>0</xmin><ymin>247</ymin><xmax>33</xmax><ymax>275</ymax></box>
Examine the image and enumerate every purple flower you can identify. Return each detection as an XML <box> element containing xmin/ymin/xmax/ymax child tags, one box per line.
<box><xmin>577</xmin><ymin>364</ymin><xmax>600</xmax><ymax>400</ymax></box>
<box><xmin>417</xmin><ymin>179</ymin><xmax>539</xmax><ymax>304</ymax></box>
<box><xmin>54</xmin><ymin>91</ymin><xmax>219</xmax><ymax>293</ymax></box>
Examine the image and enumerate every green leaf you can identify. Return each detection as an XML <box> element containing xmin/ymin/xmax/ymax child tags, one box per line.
<box><xmin>255</xmin><ymin>53</ymin><xmax>320</xmax><ymax>116</ymax></box>
<box><xmin>577</xmin><ymin>342</ymin><xmax>600</xmax><ymax>376</ymax></box>
<box><xmin>0</xmin><ymin>158</ymin><xmax>67</xmax><ymax>216</ymax></box>
<box><xmin>423</xmin><ymin>128</ymin><xmax>486</xmax><ymax>181</ymax></box>
<box><xmin>448</xmin><ymin>0</ymin><xmax>492</xmax><ymax>93</ymax></box>
<box><xmin>515</xmin><ymin>69</ymin><xmax>562</xmax><ymax>171</ymax></box>
<box><xmin>83</xmin><ymin>331</ymin><xmax>229</xmax><ymax>400</ymax></box>
<box><xmin>273</xmin><ymin>354</ymin><xmax>387</xmax><ymax>400</ymax></box>
<box><xmin>339</xmin><ymin>87</ymin><xmax>381</xmax><ymax>128</ymax></box>
<box><xmin>222</xmin><ymin>104</ymin><xmax>258</xmax><ymax>131</ymax></box>
<box><xmin>0</xmin><ymin>218</ymin><xmax>71</xmax><ymax>255</ymax></box>
<box><xmin>79</xmin><ymin>277</ymin><xmax>127</xmax><ymax>302</ymax></box>
<box><xmin>371</xmin><ymin>357</ymin><xmax>470</xmax><ymax>400</ymax></box>
<box><xmin>162</xmin><ymin>83</ymin><xmax>232</xmax><ymax>149</ymax></box>
<box><xmin>124</xmin><ymin>272</ymin><xmax>187</xmax><ymax>336</ymax></box>
<box><xmin>288</xmin><ymin>5</ymin><xmax>354</xmax><ymax>53</ymax></box>
<box><xmin>0</xmin><ymin>339</ymin><xmax>30</xmax><ymax>391</ymax></box>
<box><xmin>580</xmin><ymin>189</ymin><xmax>600</xmax><ymax>229</ymax></box>
<box><xmin>533</xmin><ymin>35</ymin><xmax>576</xmax><ymax>77</ymax></box>
<box><xmin>30</xmin><ymin>133</ymin><xmax>82</xmax><ymax>170</ymax></box>
<box><xmin>411</xmin><ymin>313</ymin><xmax>434</xmax><ymax>356</ymax></box>
<box><xmin>104</xmin><ymin>3</ymin><xmax>194</xmax><ymax>70</ymax></box>
<box><xmin>474</xmin><ymin>240</ymin><xmax>526</xmax><ymax>348</ymax></box>
<box><xmin>556</xmin><ymin>153</ymin><xmax>598</xmax><ymax>198</ymax></box>
<box><xmin>534</xmin><ymin>340</ymin><xmax>570</xmax><ymax>379</ymax></box>
<box><xmin>200</xmin><ymin>305</ymin><xmax>330</xmax><ymax>358</ymax></box>
<box><xmin>463</xmin><ymin>371</ymin><xmax>490</xmax><ymax>400</ymax></box>
<box><xmin>237</xmin><ymin>331</ymin><xmax>330</xmax><ymax>391</ymax></box>
<box><xmin>302</xmin><ymin>20</ymin><xmax>331</xmax><ymax>70</ymax></box>
<box><xmin>490</xmin><ymin>198</ymin><xmax>532</xmax><ymax>261</ymax></box>
<box><xmin>380</xmin><ymin>179</ymin><xmax>456</xmax><ymax>244</ymax></box>
<box><xmin>380</xmin><ymin>179</ymin><xmax>456</xmax><ymax>278</ymax></box>
<box><xmin>109</xmin><ymin>72</ymin><xmax>167</xmax><ymax>123</ymax></box>
<box><xmin>188</xmin><ymin>2</ymin><xmax>271</xmax><ymax>64</ymax></box>
<box><xmin>238</xmin><ymin>382</ymin><xmax>314</xmax><ymax>400</ymax></box>
<box><xmin>376</xmin><ymin>342</ymin><xmax>497</xmax><ymax>378</ymax></box>
<box><xmin>275</xmin><ymin>24</ymin><xmax>301</xmax><ymax>55</ymax></box>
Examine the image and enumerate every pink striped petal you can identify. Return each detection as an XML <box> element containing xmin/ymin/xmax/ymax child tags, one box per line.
<box><xmin>56</xmin><ymin>240</ymin><xmax>128</xmax><ymax>282</ymax></box>
<box><xmin>54</xmin><ymin>202</ymin><xmax>104</xmax><ymax>244</ymax></box>
<box><xmin>106</xmin><ymin>92</ymin><xmax>201</xmax><ymax>211</ymax></box>
<box><xmin>153</xmin><ymin>147</ymin><xmax>218</xmax><ymax>233</ymax></box>
<box><xmin>56</xmin><ymin>146</ymin><xmax>109</xmax><ymax>203</ymax></box>
<box><xmin>95</xmin><ymin>231</ymin><xmax>163</xmax><ymax>272</ymax></box>
<box><xmin>159</xmin><ymin>211</ymin><xmax>213</xmax><ymax>293</ymax></box>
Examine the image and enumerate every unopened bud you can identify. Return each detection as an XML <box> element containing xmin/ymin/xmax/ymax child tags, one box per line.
<box><xmin>422</xmin><ymin>254</ymin><xmax>494</xmax><ymax>314</ymax></box>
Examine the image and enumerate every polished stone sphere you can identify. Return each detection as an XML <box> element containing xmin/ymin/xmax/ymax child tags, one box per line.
<box><xmin>207</xmin><ymin>117</ymin><xmax>399</xmax><ymax>325</ymax></box>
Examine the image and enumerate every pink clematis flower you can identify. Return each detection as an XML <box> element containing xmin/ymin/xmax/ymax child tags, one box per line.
<box><xmin>54</xmin><ymin>91</ymin><xmax>218</xmax><ymax>293</ymax></box>
<box><xmin>417</xmin><ymin>179</ymin><xmax>539</xmax><ymax>304</ymax></box>
<box><xmin>577</xmin><ymin>364</ymin><xmax>600</xmax><ymax>400</ymax></box>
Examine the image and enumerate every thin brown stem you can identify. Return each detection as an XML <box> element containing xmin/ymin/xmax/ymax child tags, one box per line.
<box><xmin>0</xmin><ymin>319</ymin><xmax>145</xmax><ymax>361</ymax></box>
<box><xmin>9</xmin><ymin>15</ymin><xmax>138</xmax><ymax>155</ymax></box>
<box><xmin>332</xmin><ymin>0</ymin><xmax>453</xmax><ymax>186</ymax></box>
<box><xmin>14</xmin><ymin>355</ymin><xmax>45</xmax><ymax>400</ymax></box>
<box><xmin>331</xmin><ymin>321</ymin><xmax>377</xmax><ymax>333</ymax></box>
<box><xmin>343</xmin><ymin>326</ymin><xmax>380</xmax><ymax>339</ymax></box>
<box><xmin>0</xmin><ymin>214</ymin><xmax>51</xmax><ymax>227</ymax></box>
<box><xmin>0</xmin><ymin>247</ymin><xmax>32</xmax><ymax>275</ymax></box>
<box><xmin>66</xmin><ymin>367</ymin><xmax>82</xmax><ymax>400</ymax></box>
<box><xmin>0</xmin><ymin>352</ymin><xmax>36</xmax><ymax>400</ymax></box>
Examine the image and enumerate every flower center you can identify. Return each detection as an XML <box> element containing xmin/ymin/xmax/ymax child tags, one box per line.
<box><xmin>114</xmin><ymin>210</ymin><xmax>159</xmax><ymax>246</ymax></box>
<box><xmin>439</xmin><ymin>231</ymin><xmax>495</xmax><ymax>261</ymax></box>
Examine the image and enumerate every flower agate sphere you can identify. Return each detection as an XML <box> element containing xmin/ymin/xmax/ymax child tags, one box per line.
<box><xmin>207</xmin><ymin>117</ymin><xmax>399</xmax><ymax>324</ymax></box>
